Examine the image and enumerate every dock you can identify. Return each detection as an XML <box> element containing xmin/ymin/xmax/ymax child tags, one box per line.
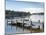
<box><xmin>6</xmin><ymin>19</ymin><xmax>44</xmax><ymax>33</ymax></box>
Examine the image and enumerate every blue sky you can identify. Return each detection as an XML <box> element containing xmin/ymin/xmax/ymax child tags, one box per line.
<box><xmin>6</xmin><ymin>0</ymin><xmax>44</xmax><ymax>13</ymax></box>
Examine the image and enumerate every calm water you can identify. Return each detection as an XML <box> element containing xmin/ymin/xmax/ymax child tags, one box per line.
<box><xmin>5</xmin><ymin>19</ymin><xmax>24</xmax><ymax>33</ymax></box>
<box><xmin>30</xmin><ymin>15</ymin><xmax>44</xmax><ymax>22</ymax></box>
<box><xmin>5</xmin><ymin>15</ymin><xmax>44</xmax><ymax>34</ymax></box>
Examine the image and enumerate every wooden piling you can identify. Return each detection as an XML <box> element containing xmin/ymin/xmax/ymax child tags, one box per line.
<box><xmin>7</xmin><ymin>19</ymin><xmax>8</xmax><ymax>26</ymax></box>
<box><xmin>31</xmin><ymin>21</ymin><xmax>32</xmax><ymax>33</ymax></box>
<box><xmin>38</xmin><ymin>20</ymin><xmax>40</xmax><ymax>29</ymax></box>
<box><xmin>11</xmin><ymin>19</ymin><xmax>12</xmax><ymax>29</ymax></box>
<box><xmin>43</xmin><ymin>23</ymin><xmax>44</xmax><ymax>32</ymax></box>
<box><xmin>38</xmin><ymin>20</ymin><xmax>40</xmax><ymax>23</ymax></box>
<box><xmin>23</xmin><ymin>19</ymin><xmax>24</xmax><ymax>31</ymax></box>
<box><xmin>16</xmin><ymin>20</ymin><xmax>17</xmax><ymax>30</ymax></box>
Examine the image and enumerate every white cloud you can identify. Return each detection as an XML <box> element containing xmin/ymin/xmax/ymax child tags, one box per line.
<box><xmin>16</xmin><ymin>0</ymin><xmax>44</xmax><ymax>2</ymax></box>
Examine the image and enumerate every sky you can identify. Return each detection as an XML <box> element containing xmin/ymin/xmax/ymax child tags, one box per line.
<box><xmin>6</xmin><ymin>0</ymin><xmax>44</xmax><ymax>13</ymax></box>
<box><xmin>16</xmin><ymin>0</ymin><xmax>44</xmax><ymax>2</ymax></box>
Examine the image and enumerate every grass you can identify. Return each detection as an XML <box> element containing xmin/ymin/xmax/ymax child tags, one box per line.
<box><xmin>27</xmin><ymin>28</ymin><xmax>44</xmax><ymax>33</ymax></box>
<box><xmin>32</xmin><ymin>29</ymin><xmax>43</xmax><ymax>33</ymax></box>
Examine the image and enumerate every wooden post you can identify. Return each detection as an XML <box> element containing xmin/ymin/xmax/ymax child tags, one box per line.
<box><xmin>38</xmin><ymin>20</ymin><xmax>40</xmax><ymax>23</ymax></box>
<box><xmin>43</xmin><ymin>23</ymin><xmax>44</xmax><ymax>32</ymax></box>
<box><xmin>30</xmin><ymin>20</ymin><xmax>32</xmax><ymax>33</ymax></box>
<box><xmin>31</xmin><ymin>21</ymin><xmax>32</xmax><ymax>33</ymax></box>
<box><xmin>7</xmin><ymin>19</ymin><xmax>8</xmax><ymax>26</ymax></box>
<box><xmin>11</xmin><ymin>20</ymin><xmax>12</xmax><ymax>24</ymax></box>
<box><xmin>23</xmin><ymin>19</ymin><xmax>24</xmax><ymax>31</ymax></box>
<box><xmin>38</xmin><ymin>26</ymin><xmax>40</xmax><ymax>30</ymax></box>
<box><xmin>38</xmin><ymin>20</ymin><xmax>40</xmax><ymax>29</ymax></box>
<box><xmin>16</xmin><ymin>20</ymin><xmax>17</xmax><ymax>30</ymax></box>
<box><xmin>11</xmin><ymin>19</ymin><xmax>12</xmax><ymax>29</ymax></box>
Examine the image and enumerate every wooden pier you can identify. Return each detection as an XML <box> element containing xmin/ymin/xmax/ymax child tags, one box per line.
<box><xmin>6</xmin><ymin>19</ymin><xmax>44</xmax><ymax>33</ymax></box>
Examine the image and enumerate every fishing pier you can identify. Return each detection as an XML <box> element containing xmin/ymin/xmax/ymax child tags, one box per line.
<box><xmin>6</xmin><ymin>18</ymin><xmax>44</xmax><ymax>33</ymax></box>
